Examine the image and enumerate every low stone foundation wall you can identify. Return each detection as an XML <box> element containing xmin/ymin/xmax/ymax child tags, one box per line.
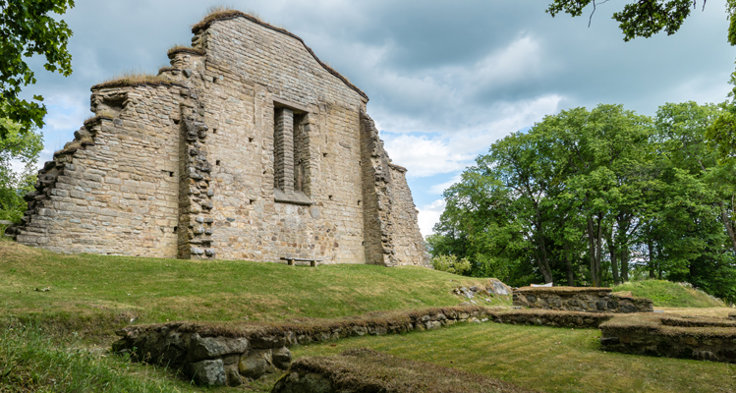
<box><xmin>272</xmin><ymin>348</ymin><xmax>536</xmax><ymax>393</ymax></box>
<box><xmin>113</xmin><ymin>306</ymin><xmax>614</xmax><ymax>385</ymax></box>
<box><xmin>600</xmin><ymin>314</ymin><xmax>736</xmax><ymax>363</ymax></box>
<box><xmin>513</xmin><ymin>286</ymin><xmax>653</xmax><ymax>313</ymax></box>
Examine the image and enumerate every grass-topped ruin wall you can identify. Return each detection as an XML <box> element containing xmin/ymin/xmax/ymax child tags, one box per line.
<box><xmin>600</xmin><ymin>314</ymin><xmax>736</xmax><ymax>363</ymax></box>
<box><xmin>513</xmin><ymin>286</ymin><xmax>653</xmax><ymax>313</ymax></box>
<box><xmin>113</xmin><ymin>305</ymin><xmax>615</xmax><ymax>386</ymax></box>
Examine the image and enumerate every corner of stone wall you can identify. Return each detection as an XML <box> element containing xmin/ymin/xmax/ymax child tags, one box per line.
<box><xmin>359</xmin><ymin>112</ymin><xmax>430</xmax><ymax>267</ymax></box>
<box><xmin>13</xmin><ymin>27</ymin><xmax>215</xmax><ymax>260</ymax></box>
<box><xmin>9</xmin><ymin>115</ymin><xmax>111</xmax><ymax>243</ymax></box>
<box><xmin>177</xmin><ymin>100</ymin><xmax>215</xmax><ymax>259</ymax></box>
<box><xmin>387</xmin><ymin>163</ymin><xmax>431</xmax><ymax>267</ymax></box>
<box><xmin>163</xmin><ymin>40</ymin><xmax>216</xmax><ymax>260</ymax></box>
<box><xmin>359</xmin><ymin>112</ymin><xmax>396</xmax><ymax>266</ymax></box>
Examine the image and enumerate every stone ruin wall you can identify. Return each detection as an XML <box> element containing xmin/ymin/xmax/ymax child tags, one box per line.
<box><xmin>15</xmin><ymin>85</ymin><xmax>184</xmax><ymax>257</ymax></box>
<box><xmin>387</xmin><ymin>163</ymin><xmax>428</xmax><ymax>266</ymax></box>
<box><xmin>513</xmin><ymin>287</ymin><xmax>654</xmax><ymax>313</ymax></box>
<box><xmin>12</xmin><ymin>11</ymin><xmax>429</xmax><ymax>267</ymax></box>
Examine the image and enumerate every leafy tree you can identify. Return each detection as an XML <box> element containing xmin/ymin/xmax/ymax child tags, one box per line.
<box><xmin>547</xmin><ymin>0</ymin><xmax>736</xmax><ymax>45</ymax></box>
<box><xmin>0</xmin><ymin>117</ymin><xmax>40</xmax><ymax>223</ymax></box>
<box><xmin>0</xmin><ymin>0</ymin><xmax>75</xmax><ymax>141</ymax></box>
<box><xmin>430</xmin><ymin>102</ymin><xmax>736</xmax><ymax>302</ymax></box>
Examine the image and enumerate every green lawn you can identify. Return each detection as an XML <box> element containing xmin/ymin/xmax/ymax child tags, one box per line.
<box><xmin>2</xmin><ymin>239</ymin><xmax>735</xmax><ymax>393</ymax></box>
<box><xmin>293</xmin><ymin>322</ymin><xmax>736</xmax><ymax>393</ymax></box>
<box><xmin>613</xmin><ymin>280</ymin><xmax>726</xmax><ymax>308</ymax></box>
<box><xmin>0</xmin><ymin>240</ymin><xmax>505</xmax><ymax>337</ymax></box>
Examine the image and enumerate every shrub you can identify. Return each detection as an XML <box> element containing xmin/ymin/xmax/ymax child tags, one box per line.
<box><xmin>432</xmin><ymin>255</ymin><xmax>471</xmax><ymax>275</ymax></box>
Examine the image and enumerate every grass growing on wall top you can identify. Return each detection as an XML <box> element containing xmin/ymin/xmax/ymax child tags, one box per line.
<box><xmin>293</xmin><ymin>322</ymin><xmax>736</xmax><ymax>393</ymax></box>
<box><xmin>613</xmin><ymin>280</ymin><xmax>726</xmax><ymax>308</ymax></box>
<box><xmin>0</xmin><ymin>240</ymin><xmax>505</xmax><ymax>333</ymax></box>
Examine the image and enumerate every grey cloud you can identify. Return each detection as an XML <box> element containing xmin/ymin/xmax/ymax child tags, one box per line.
<box><xmin>24</xmin><ymin>0</ymin><xmax>735</xmax><ymax>140</ymax></box>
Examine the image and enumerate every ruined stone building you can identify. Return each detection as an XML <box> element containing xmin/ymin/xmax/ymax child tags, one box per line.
<box><xmin>12</xmin><ymin>10</ymin><xmax>429</xmax><ymax>267</ymax></box>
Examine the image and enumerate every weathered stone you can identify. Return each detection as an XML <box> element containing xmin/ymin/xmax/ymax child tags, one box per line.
<box><xmin>189</xmin><ymin>334</ymin><xmax>248</xmax><ymax>361</ymax></box>
<box><xmin>189</xmin><ymin>358</ymin><xmax>226</xmax><ymax>386</ymax></box>
<box><xmin>488</xmin><ymin>278</ymin><xmax>512</xmax><ymax>295</ymax></box>
<box><xmin>224</xmin><ymin>363</ymin><xmax>243</xmax><ymax>386</ymax></box>
<box><xmin>12</xmin><ymin>10</ymin><xmax>429</xmax><ymax>268</ymax></box>
<box><xmin>272</xmin><ymin>372</ymin><xmax>334</xmax><ymax>393</ymax></box>
<box><xmin>513</xmin><ymin>286</ymin><xmax>653</xmax><ymax>313</ymax></box>
<box><xmin>600</xmin><ymin>314</ymin><xmax>736</xmax><ymax>363</ymax></box>
<box><xmin>238</xmin><ymin>349</ymin><xmax>275</xmax><ymax>379</ymax></box>
<box><xmin>271</xmin><ymin>346</ymin><xmax>292</xmax><ymax>369</ymax></box>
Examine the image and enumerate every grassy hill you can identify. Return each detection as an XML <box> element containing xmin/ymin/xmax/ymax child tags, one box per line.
<box><xmin>0</xmin><ymin>239</ymin><xmax>504</xmax><ymax>334</ymax></box>
<box><xmin>2</xmin><ymin>239</ymin><xmax>734</xmax><ymax>393</ymax></box>
<box><xmin>612</xmin><ymin>280</ymin><xmax>726</xmax><ymax>308</ymax></box>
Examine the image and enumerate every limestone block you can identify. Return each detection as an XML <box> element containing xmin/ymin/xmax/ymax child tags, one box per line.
<box><xmin>190</xmin><ymin>358</ymin><xmax>226</xmax><ymax>386</ymax></box>
<box><xmin>238</xmin><ymin>349</ymin><xmax>275</xmax><ymax>379</ymax></box>
<box><xmin>271</xmin><ymin>346</ymin><xmax>292</xmax><ymax>370</ymax></box>
<box><xmin>188</xmin><ymin>334</ymin><xmax>248</xmax><ymax>361</ymax></box>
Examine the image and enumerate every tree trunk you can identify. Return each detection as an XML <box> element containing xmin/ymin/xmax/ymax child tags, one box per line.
<box><xmin>595</xmin><ymin>217</ymin><xmax>603</xmax><ymax>287</ymax></box>
<box><xmin>607</xmin><ymin>230</ymin><xmax>620</xmax><ymax>285</ymax></box>
<box><xmin>718</xmin><ymin>202</ymin><xmax>736</xmax><ymax>254</ymax></box>
<box><xmin>697</xmin><ymin>157</ymin><xmax>736</xmax><ymax>255</ymax></box>
<box><xmin>533</xmin><ymin>205</ymin><xmax>553</xmax><ymax>283</ymax></box>
<box><xmin>648</xmin><ymin>239</ymin><xmax>655</xmax><ymax>279</ymax></box>
<box><xmin>534</xmin><ymin>253</ymin><xmax>553</xmax><ymax>284</ymax></box>
<box><xmin>586</xmin><ymin>216</ymin><xmax>600</xmax><ymax>287</ymax></box>
<box><xmin>620</xmin><ymin>248</ymin><xmax>629</xmax><ymax>282</ymax></box>
<box><xmin>564</xmin><ymin>242</ymin><xmax>575</xmax><ymax>286</ymax></box>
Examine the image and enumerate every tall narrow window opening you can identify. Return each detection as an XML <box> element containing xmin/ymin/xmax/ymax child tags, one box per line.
<box><xmin>274</xmin><ymin>102</ymin><xmax>312</xmax><ymax>204</ymax></box>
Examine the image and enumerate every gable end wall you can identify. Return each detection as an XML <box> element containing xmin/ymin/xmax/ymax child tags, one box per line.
<box><xmin>12</xmin><ymin>12</ymin><xmax>430</xmax><ymax>267</ymax></box>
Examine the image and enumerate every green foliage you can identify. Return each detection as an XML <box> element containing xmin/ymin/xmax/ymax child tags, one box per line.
<box><xmin>546</xmin><ymin>1</ymin><xmax>724</xmax><ymax>43</ymax></box>
<box><xmin>613</xmin><ymin>280</ymin><xmax>726</xmax><ymax>307</ymax></box>
<box><xmin>0</xmin><ymin>117</ymin><xmax>40</xmax><ymax>224</ymax></box>
<box><xmin>431</xmin><ymin>254</ymin><xmax>471</xmax><ymax>275</ymax></box>
<box><xmin>430</xmin><ymin>102</ymin><xmax>736</xmax><ymax>303</ymax></box>
<box><xmin>0</xmin><ymin>0</ymin><xmax>74</xmax><ymax>140</ymax></box>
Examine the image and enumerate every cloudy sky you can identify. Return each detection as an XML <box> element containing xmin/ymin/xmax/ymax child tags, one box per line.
<box><xmin>24</xmin><ymin>0</ymin><xmax>736</xmax><ymax>236</ymax></box>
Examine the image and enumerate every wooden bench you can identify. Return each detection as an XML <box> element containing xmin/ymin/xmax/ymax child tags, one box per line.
<box><xmin>280</xmin><ymin>257</ymin><xmax>322</xmax><ymax>267</ymax></box>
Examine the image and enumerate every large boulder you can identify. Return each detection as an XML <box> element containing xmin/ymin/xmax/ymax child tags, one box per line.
<box><xmin>488</xmin><ymin>278</ymin><xmax>512</xmax><ymax>296</ymax></box>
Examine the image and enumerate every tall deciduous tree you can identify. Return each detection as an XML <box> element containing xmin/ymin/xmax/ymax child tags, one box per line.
<box><xmin>430</xmin><ymin>102</ymin><xmax>736</xmax><ymax>302</ymax></box>
<box><xmin>0</xmin><ymin>0</ymin><xmax>75</xmax><ymax>140</ymax></box>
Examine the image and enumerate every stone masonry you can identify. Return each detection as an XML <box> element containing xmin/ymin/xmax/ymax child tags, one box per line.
<box><xmin>11</xmin><ymin>10</ymin><xmax>429</xmax><ymax>267</ymax></box>
<box><xmin>513</xmin><ymin>286</ymin><xmax>653</xmax><ymax>313</ymax></box>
